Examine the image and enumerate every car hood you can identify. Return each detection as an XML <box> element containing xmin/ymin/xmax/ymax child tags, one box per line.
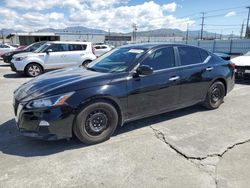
<box><xmin>13</xmin><ymin>52</ymin><xmax>35</xmax><ymax>58</ymax></box>
<box><xmin>231</xmin><ymin>56</ymin><xmax>250</xmax><ymax>66</ymax></box>
<box><xmin>14</xmin><ymin>67</ymin><xmax>113</xmax><ymax>101</ymax></box>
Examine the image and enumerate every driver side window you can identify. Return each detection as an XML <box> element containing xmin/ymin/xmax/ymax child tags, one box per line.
<box><xmin>142</xmin><ymin>47</ymin><xmax>175</xmax><ymax>71</ymax></box>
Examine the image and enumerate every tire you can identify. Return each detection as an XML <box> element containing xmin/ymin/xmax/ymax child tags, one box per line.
<box><xmin>82</xmin><ymin>60</ymin><xmax>92</xmax><ymax>67</ymax></box>
<box><xmin>203</xmin><ymin>81</ymin><xmax>225</xmax><ymax>110</ymax></box>
<box><xmin>25</xmin><ymin>63</ymin><xmax>43</xmax><ymax>77</ymax></box>
<box><xmin>73</xmin><ymin>101</ymin><xmax>118</xmax><ymax>144</ymax></box>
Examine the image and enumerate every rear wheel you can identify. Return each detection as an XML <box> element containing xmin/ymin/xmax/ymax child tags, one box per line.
<box><xmin>25</xmin><ymin>63</ymin><xmax>43</xmax><ymax>77</ymax></box>
<box><xmin>203</xmin><ymin>81</ymin><xmax>225</xmax><ymax>109</ymax></box>
<box><xmin>74</xmin><ymin>101</ymin><xmax>118</xmax><ymax>144</ymax></box>
<box><xmin>82</xmin><ymin>60</ymin><xmax>92</xmax><ymax>67</ymax></box>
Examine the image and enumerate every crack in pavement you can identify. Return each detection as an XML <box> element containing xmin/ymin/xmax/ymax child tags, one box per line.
<box><xmin>150</xmin><ymin>126</ymin><xmax>250</xmax><ymax>188</ymax></box>
<box><xmin>150</xmin><ymin>126</ymin><xmax>250</xmax><ymax>160</ymax></box>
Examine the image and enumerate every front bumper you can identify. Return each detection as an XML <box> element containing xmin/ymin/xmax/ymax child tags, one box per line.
<box><xmin>14</xmin><ymin>100</ymin><xmax>75</xmax><ymax>141</ymax></box>
<box><xmin>10</xmin><ymin>63</ymin><xmax>17</xmax><ymax>72</ymax></box>
<box><xmin>235</xmin><ymin>66</ymin><xmax>250</xmax><ymax>78</ymax></box>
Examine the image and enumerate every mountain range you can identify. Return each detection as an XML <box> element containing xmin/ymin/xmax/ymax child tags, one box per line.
<box><xmin>0</xmin><ymin>26</ymin><xmax>236</xmax><ymax>39</ymax></box>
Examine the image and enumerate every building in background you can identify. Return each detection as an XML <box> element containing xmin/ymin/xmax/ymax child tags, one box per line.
<box><xmin>6</xmin><ymin>32</ymin><xmax>60</xmax><ymax>45</ymax></box>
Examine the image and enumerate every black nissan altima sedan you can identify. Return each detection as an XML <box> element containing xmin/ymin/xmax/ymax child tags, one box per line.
<box><xmin>13</xmin><ymin>43</ymin><xmax>235</xmax><ymax>144</ymax></box>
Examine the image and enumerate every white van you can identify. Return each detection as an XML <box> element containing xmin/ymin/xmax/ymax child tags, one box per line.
<box><xmin>11</xmin><ymin>41</ymin><xmax>96</xmax><ymax>77</ymax></box>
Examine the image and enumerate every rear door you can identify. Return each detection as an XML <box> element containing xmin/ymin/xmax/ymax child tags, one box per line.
<box><xmin>177</xmin><ymin>46</ymin><xmax>212</xmax><ymax>105</ymax></box>
<box><xmin>66</xmin><ymin>44</ymin><xmax>87</xmax><ymax>66</ymax></box>
<box><xmin>127</xmin><ymin>47</ymin><xmax>181</xmax><ymax>119</ymax></box>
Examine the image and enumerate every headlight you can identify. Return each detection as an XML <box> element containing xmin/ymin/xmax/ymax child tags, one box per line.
<box><xmin>5</xmin><ymin>52</ymin><xmax>12</xmax><ymax>56</ymax></box>
<box><xmin>15</xmin><ymin>56</ymin><xmax>27</xmax><ymax>61</ymax></box>
<box><xmin>26</xmin><ymin>92</ymin><xmax>75</xmax><ymax>109</ymax></box>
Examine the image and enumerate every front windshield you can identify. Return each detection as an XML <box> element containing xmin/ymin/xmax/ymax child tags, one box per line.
<box><xmin>23</xmin><ymin>43</ymin><xmax>34</xmax><ymax>50</ymax></box>
<box><xmin>86</xmin><ymin>48</ymin><xmax>146</xmax><ymax>73</ymax></box>
<box><xmin>34</xmin><ymin>43</ymin><xmax>50</xmax><ymax>53</ymax></box>
<box><xmin>244</xmin><ymin>51</ymin><xmax>250</xmax><ymax>56</ymax></box>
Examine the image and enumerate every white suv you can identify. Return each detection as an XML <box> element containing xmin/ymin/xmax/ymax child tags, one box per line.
<box><xmin>11</xmin><ymin>41</ymin><xmax>96</xmax><ymax>77</ymax></box>
<box><xmin>94</xmin><ymin>44</ymin><xmax>112</xmax><ymax>57</ymax></box>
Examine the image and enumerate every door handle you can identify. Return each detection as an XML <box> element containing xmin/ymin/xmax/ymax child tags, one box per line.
<box><xmin>206</xmin><ymin>67</ymin><xmax>214</xmax><ymax>71</ymax></box>
<box><xmin>169</xmin><ymin>76</ymin><xmax>180</xmax><ymax>81</ymax></box>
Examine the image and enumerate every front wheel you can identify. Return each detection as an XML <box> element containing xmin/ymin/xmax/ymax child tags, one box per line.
<box><xmin>25</xmin><ymin>63</ymin><xmax>43</xmax><ymax>77</ymax></box>
<box><xmin>73</xmin><ymin>101</ymin><xmax>118</xmax><ymax>144</ymax></box>
<box><xmin>203</xmin><ymin>81</ymin><xmax>225</xmax><ymax>110</ymax></box>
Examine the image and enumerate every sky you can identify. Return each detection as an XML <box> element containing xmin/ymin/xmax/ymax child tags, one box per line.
<box><xmin>0</xmin><ymin>0</ymin><xmax>249</xmax><ymax>35</ymax></box>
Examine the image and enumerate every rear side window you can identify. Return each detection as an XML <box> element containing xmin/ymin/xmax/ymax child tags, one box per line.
<box><xmin>142</xmin><ymin>47</ymin><xmax>175</xmax><ymax>70</ymax></box>
<box><xmin>1</xmin><ymin>45</ymin><xmax>9</xmax><ymax>48</ymax></box>
<box><xmin>68</xmin><ymin>44</ymin><xmax>87</xmax><ymax>51</ymax></box>
<box><xmin>178</xmin><ymin>47</ymin><xmax>202</xmax><ymax>66</ymax></box>
<box><xmin>200</xmin><ymin>49</ymin><xmax>209</xmax><ymax>62</ymax></box>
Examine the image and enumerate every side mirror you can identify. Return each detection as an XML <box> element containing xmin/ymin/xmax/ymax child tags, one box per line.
<box><xmin>46</xmin><ymin>49</ymin><xmax>52</xmax><ymax>54</ymax></box>
<box><xmin>136</xmin><ymin>65</ymin><xmax>153</xmax><ymax>76</ymax></box>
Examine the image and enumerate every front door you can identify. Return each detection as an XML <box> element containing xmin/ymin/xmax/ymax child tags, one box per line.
<box><xmin>127</xmin><ymin>47</ymin><xmax>181</xmax><ymax>120</ymax></box>
<box><xmin>43</xmin><ymin>43</ymin><xmax>70</xmax><ymax>69</ymax></box>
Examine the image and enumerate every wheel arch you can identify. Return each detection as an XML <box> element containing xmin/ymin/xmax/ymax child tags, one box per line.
<box><xmin>73</xmin><ymin>96</ymin><xmax>123</xmax><ymax>135</ymax></box>
<box><xmin>24</xmin><ymin>62</ymin><xmax>44</xmax><ymax>72</ymax></box>
<box><xmin>211</xmin><ymin>77</ymin><xmax>227</xmax><ymax>96</ymax></box>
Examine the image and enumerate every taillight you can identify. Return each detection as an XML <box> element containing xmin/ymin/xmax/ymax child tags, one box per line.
<box><xmin>229</xmin><ymin>63</ymin><xmax>236</xmax><ymax>70</ymax></box>
<box><xmin>91</xmin><ymin>44</ymin><xmax>96</xmax><ymax>56</ymax></box>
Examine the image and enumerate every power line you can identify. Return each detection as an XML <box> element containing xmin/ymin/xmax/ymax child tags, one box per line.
<box><xmin>204</xmin><ymin>5</ymin><xmax>246</xmax><ymax>14</ymax></box>
<box><xmin>205</xmin><ymin>24</ymin><xmax>242</xmax><ymax>26</ymax></box>
<box><xmin>178</xmin><ymin>5</ymin><xmax>248</xmax><ymax>19</ymax></box>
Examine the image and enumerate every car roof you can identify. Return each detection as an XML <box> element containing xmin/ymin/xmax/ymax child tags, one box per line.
<box><xmin>47</xmin><ymin>41</ymin><xmax>91</xmax><ymax>44</ymax></box>
<box><xmin>120</xmin><ymin>42</ymin><xmax>199</xmax><ymax>50</ymax></box>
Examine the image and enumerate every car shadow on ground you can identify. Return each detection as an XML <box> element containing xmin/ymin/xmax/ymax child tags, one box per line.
<box><xmin>0</xmin><ymin>105</ymin><xmax>207</xmax><ymax>157</ymax></box>
<box><xmin>0</xmin><ymin>64</ymin><xmax>10</xmax><ymax>67</ymax></box>
<box><xmin>3</xmin><ymin>73</ymin><xmax>26</xmax><ymax>79</ymax></box>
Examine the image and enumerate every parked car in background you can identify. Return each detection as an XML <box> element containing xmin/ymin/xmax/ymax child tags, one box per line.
<box><xmin>1</xmin><ymin>41</ymin><xmax>46</xmax><ymax>63</ymax></box>
<box><xmin>13</xmin><ymin>43</ymin><xmax>235</xmax><ymax>144</ymax></box>
<box><xmin>11</xmin><ymin>41</ymin><xmax>96</xmax><ymax>77</ymax></box>
<box><xmin>0</xmin><ymin>44</ymin><xmax>16</xmax><ymax>56</ymax></box>
<box><xmin>214</xmin><ymin>52</ymin><xmax>231</xmax><ymax>61</ymax></box>
<box><xmin>94</xmin><ymin>44</ymin><xmax>112</xmax><ymax>57</ymax></box>
<box><xmin>231</xmin><ymin>51</ymin><xmax>250</xmax><ymax>78</ymax></box>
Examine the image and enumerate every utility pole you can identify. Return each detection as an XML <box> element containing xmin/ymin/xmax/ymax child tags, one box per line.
<box><xmin>132</xmin><ymin>24</ymin><xmax>135</xmax><ymax>41</ymax></box>
<box><xmin>200</xmin><ymin>12</ymin><xmax>205</xmax><ymax>40</ymax></box>
<box><xmin>240</xmin><ymin>21</ymin><xmax>244</xmax><ymax>39</ymax></box>
<box><xmin>186</xmin><ymin>23</ymin><xmax>189</xmax><ymax>43</ymax></box>
<box><xmin>245</xmin><ymin>6</ymin><xmax>250</xmax><ymax>38</ymax></box>
<box><xmin>1</xmin><ymin>29</ymin><xmax>4</xmax><ymax>44</ymax></box>
<box><xmin>132</xmin><ymin>23</ymin><xmax>138</xmax><ymax>42</ymax></box>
